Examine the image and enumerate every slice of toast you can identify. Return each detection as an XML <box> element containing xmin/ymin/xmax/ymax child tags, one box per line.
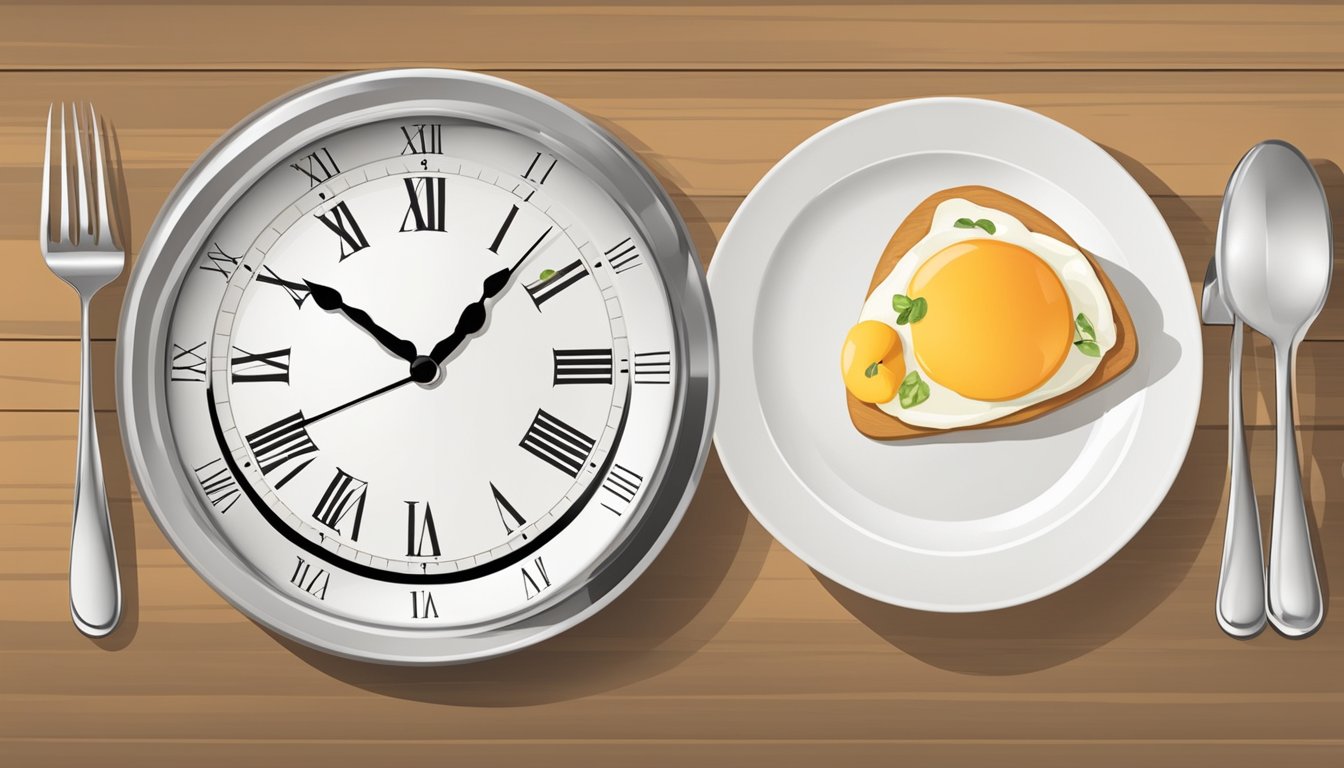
<box><xmin>847</xmin><ymin>185</ymin><xmax>1138</xmax><ymax>440</ymax></box>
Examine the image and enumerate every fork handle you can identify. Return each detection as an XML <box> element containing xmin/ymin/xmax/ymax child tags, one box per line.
<box><xmin>69</xmin><ymin>297</ymin><xmax>121</xmax><ymax>637</ymax></box>
<box><xmin>1216</xmin><ymin>318</ymin><xmax>1266</xmax><ymax>637</ymax></box>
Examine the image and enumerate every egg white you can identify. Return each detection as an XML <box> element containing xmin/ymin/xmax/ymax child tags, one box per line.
<box><xmin>858</xmin><ymin>199</ymin><xmax>1115</xmax><ymax>429</ymax></box>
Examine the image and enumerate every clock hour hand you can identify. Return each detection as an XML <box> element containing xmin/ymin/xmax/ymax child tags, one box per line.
<box><xmin>303</xmin><ymin>280</ymin><xmax>418</xmax><ymax>362</ymax></box>
<box><xmin>429</xmin><ymin>229</ymin><xmax>550</xmax><ymax>365</ymax></box>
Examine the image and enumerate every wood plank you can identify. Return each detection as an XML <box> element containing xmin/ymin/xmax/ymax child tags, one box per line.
<box><xmin>2</xmin><ymin>331</ymin><xmax>1340</xmax><ymax>433</ymax></box>
<box><xmin>6</xmin><ymin>71</ymin><xmax>1344</xmax><ymax>339</ymax></box>
<box><xmin>1</xmin><ymin>2</ymin><xmax>1343</xmax><ymax>72</ymax></box>
<box><xmin>1</xmin><ymin>410</ymin><xmax>1343</xmax><ymax>764</ymax></box>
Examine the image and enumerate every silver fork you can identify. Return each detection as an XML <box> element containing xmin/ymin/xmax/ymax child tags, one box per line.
<box><xmin>40</xmin><ymin>103</ymin><xmax>124</xmax><ymax>637</ymax></box>
<box><xmin>1202</xmin><ymin>243</ymin><xmax>1266</xmax><ymax>637</ymax></box>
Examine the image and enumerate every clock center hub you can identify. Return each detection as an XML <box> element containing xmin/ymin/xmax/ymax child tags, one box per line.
<box><xmin>409</xmin><ymin>354</ymin><xmax>441</xmax><ymax>385</ymax></box>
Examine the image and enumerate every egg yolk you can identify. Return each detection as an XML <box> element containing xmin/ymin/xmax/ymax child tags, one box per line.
<box><xmin>908</xmin><ymin>239</ymin><xmax>1072</xmax><ymax>402</ymax></box>
<box><xmin>841</xmin><ymin>320</ymin><xmax>906</xmax><ymax>404</ymax></box>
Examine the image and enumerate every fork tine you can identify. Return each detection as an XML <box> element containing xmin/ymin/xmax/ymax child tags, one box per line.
<box><xmin>57</xmin><ymin>102</ymin><xmax>70</xmax><ymax>245</ymax></box>
<box><xmin>39</xmin><ymin>104</ymin><xmax>51</xmax><ymax>248</ymax></box>
<box><xmin>89</xmin><ymin>104</ymin><xmax>114</xmax><ymax>248</ymax></box>
<box><xmin>70</xmin><ymin>103</ymin><xmax>89</xmax><ymax>245</ymax></box>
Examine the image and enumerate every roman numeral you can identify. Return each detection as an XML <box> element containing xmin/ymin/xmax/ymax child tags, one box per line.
<box><xmin>491</xmin><ymin>483</ymin><xmax>526</xmax><ymax>535</ymax></box>
<box><xmin>257</xmin><ymin>266</ymin><xmax>311</xmax><ymax>307</ymax></box>
<box><xmin>524</xmin><ymin>259</ymin><xmax>589</xmax><ymax>308</ymax></box>
<box><xmin>522</xmin><ymin>151</ymin><xmax>557</xmax><ymax>185</ymax></box>
<box><xmin>193</xmin><ymin>458</ymin><xmax>240</xmax><ymax>513</ymax></box>
<box><xmin>290</xmin><ymin>147</ymin><xmax>339</xmax><ymax>187</ymax></box>
<box><xmin>246</xmin><ymin>412</ymin><xmax>318</xmax><ymax>489</ymax></box>
<box><xmin>400</xmin><ymin>176</ymin><xmax>446</xmax><ymax>232</ymax></box>
<box><xmin>634</xmin><ymin>351</ymin><xmax>672</xmax><ymax>384</ymax></box>
<box><xmin>521</xmin><ymin>557</ymin><xmax>552</xmax><ymax>600</ymax></box>
<box><xmin>410</xmin><ymin>590</ymin><xmax>439</xmax><ymax>619</ymax></box>
<box><xmin>199</xmin><ymin>242</ymin><xmax>239</xmax><ymax>279</ymax></box>
<box><xmin>230</xmin><ymin>346</ymin><xmax>291</xmax><ymax>384</ymax></box>
<box><xmin>405</xmin><ymin>500</ymin><xmax>441</xmax><ymax>557</ymax></box>
<box><xmin>170</xmin><ymin>342</ymin><xmax>207</xmax><ymax>382</ymax></box>
<box><xmin>603</xmin><ymin>238</ymin><xmax>642</xmax><ymax>274</ymax></box>
<box><xmin>602</xmin><ymin>463</ymin><xmax>644</xmax><ymax>507</ymax></box>
<box><xmin>315</xmin><ymin>201</ymin><xmax>370</xmax><ymax>260</ymax></box>
<box><xmin>553</xmin><ymin>348</ymin><xmax>613</xmax><ymax>385</ymax></box>
<box><xmin>520</xmin><ymin>409</ymin><xmax>595</xmax><ymax>478</ymax></box>
<box><xmin>488</xmin><ymin>204</ymin><xmax>519</xmax><ymax>254</ymax></box>
<box><xmin>312</xmin><ymin>468</ymin><xmax>368</xmax><ymax>540</ymax></box>
<box><xmin>399</xmin><ymin>123</ymin><xmax>442</xmax><ymax>155</ymax></box>
<box><xmin>290</xmin><ymin>556</ymin><xmax>329</xmax><ymax>600</ymax></box>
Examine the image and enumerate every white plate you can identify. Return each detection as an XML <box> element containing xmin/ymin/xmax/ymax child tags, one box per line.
<box><xmin>709</xmin><ymin>98</ymin><xmax>1201</xmax><ymax>612</ymax></box>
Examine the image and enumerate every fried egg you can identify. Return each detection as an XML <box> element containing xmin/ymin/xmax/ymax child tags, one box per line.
<box><xmin>841</xmin><ymin>199</ymin><xmax>1115</xmax><ymax>429</ymax></box>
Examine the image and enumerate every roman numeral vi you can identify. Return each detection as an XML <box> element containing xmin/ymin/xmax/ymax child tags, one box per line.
<box><xmin>406</xmin><ymin>501</ymin><xmax>442</xmax><ymax>557</ymax></box>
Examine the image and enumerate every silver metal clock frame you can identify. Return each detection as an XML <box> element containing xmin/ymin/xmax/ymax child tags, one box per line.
<box><xmin>117</xmin><ymin>69</ymin><xmax>717</xmax><ymax>664</ymax></box>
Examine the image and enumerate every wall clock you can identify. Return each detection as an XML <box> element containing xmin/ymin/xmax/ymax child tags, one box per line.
<box><xmin>118</xmin><ymin>69</ymin><xmax>716</xmax><ymax>664</ymax></box>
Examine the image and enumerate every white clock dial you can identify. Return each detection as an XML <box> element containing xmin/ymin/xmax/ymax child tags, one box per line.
<box><xmin>166</xmin><ymin>118</ymin><xmax>676</xmax><ymax>629</ymax></box>
<box><xmin>123</xmin><ymin>70</ymin><xmax>715</xmax><ymax>663</ymax></box>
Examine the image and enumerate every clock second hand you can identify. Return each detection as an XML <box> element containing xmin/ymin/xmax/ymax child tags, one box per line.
<box><xmin>303</xmin><ymin>374</ymin><xmax>415</xmax><ymax>428</ymax></box>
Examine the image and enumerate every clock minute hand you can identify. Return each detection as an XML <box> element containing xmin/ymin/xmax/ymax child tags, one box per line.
<box><xmin>304</xmin><ymin>280</ymin><xmax>418</xmax><ymax>362</ymax></box>
<box><xmin>429</xmin><ymin>229</ymin><xmax>550</xmax><ymax>365</ymax></box>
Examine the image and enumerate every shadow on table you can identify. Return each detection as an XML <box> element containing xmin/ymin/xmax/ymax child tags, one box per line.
<box><xmin>84</xmin><ymin>123</ymin><xmax>140</xmax><ymax>650</ymax></box>
<box><xmin>283</xmin><ymin>451</ymin><xmax>767</xmax><ymax>705</ymax></box>
<box><xmin>820</xmin><ymin>148</ymin><xmax>1224</xmax><ymax>674</ymax></box>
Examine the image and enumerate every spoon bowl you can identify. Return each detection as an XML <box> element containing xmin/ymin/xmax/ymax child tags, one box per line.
<box><xmin>1218</xmin><ymin>141</ymin><xmax>1332</xmax><ymax>343</ymax></box>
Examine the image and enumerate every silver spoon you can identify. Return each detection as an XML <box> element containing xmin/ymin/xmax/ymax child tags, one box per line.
<box><xmin>1217</xmin><ymin>140</ymin><xmax>1331</xmax><ymax>638</ymax></box>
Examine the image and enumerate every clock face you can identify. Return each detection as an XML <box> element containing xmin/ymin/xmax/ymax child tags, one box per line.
<box><xmin>162</xmin><ymin>115</ymin><xmax>680</xmax><ymax>630</ymax></box>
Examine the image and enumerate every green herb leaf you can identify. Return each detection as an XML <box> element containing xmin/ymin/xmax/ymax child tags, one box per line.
<box><xmin>1075</xmin><ymin>312</ymin><xmax>1096</xmax><ymax>341</ymax></box>
<box><xmin>864</xmin><ymin>362</ymin><xmax>880</xmax><ymax>378</ymax></box>
<box><xmin>891</xmin><ymin>294</ymin><xmax>913</xmax><ymax>312</ymax></box>
<box><xmin>895</xmin><ymin>308</ymin><xmax>911</xmax><ymax>325</ymax></box>
<box><xmin>954</xmin><ymin>218</ymin><xmax>976</xmax><ymax>229</ymax></box>
<box><xmin>898</xmin><ymin>370</ymin><xmax>931</xmax><ymax>409</ymax></box>
<box><xmin>974</xmin><ymin>218</ymin><xmax>997</xmax><ymax>235</ymax></box>
<box><xmin>907</xmin><ymin>297</ymin><xmax>928</xmax><ymax>323</ymax></box>
<box><xmin>539</xmin><ymin>268</ymin><xmax>556</xmax><ymax>282</ymax></box>
<box><xmin>1075</xmin><ymin>340</ymin><xmax>1101</xmax><ymax>357</ymax></box>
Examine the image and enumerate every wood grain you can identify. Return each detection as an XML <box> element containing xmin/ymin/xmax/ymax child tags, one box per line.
<box><xmin>2</xmin><ymin>2</ymin><xmax>1344</xmax><ymax>766</ymax></box>
<box><xmin>0</xmin><ymin>2</ymin><xmax>1342</xmax><ymax>71</ymax></box>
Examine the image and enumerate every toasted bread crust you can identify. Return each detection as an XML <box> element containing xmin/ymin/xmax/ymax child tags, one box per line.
<box><xmin>847</xmin><ymin>186</ymin><xmax>1138</xmax><ymax>440</ymax></box>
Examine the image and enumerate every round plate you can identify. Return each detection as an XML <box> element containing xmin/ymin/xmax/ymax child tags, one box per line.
<box><xmin>709</xmin><ymin>98</ymin><xmax>1201</xmax><ymax>612</ymax></box>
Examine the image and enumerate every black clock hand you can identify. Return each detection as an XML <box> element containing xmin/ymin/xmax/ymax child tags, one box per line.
<box><xmin>429</xmin><ymin>228</ymin><xmax>551</xmax><ymax>365</ymax></box>
<box><xmin>304</xmin><ymin>279</ymin><xmax>418</xmax><ymax>362</ymax></box>
<box><xmin>304</xmin><ymin>374</ymin><xmax>415</xmax><ymax>427</ymax></box>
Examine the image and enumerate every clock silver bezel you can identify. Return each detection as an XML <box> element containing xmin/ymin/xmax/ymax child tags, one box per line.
<box><xmin>117</xmin><ymin>69</ymin><xmax>717</xmax><ymax>665</ymax></box>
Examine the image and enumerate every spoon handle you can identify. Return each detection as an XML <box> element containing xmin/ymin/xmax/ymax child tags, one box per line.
<box><xmin>1267</xmin><ymin>342</ymin><xmax>1324</xmax><ymax>637</ymax></box>
<box><xmin>1217</xmin><ymin>318</ymin><xmax>1266</xmax><ymax>637</ymax></box>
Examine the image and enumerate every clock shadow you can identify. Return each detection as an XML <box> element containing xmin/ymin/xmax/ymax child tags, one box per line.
<box><xmin>278</xmin><ymin>451</ymin><xmax>769</xmax><ymax>705</ymax></box>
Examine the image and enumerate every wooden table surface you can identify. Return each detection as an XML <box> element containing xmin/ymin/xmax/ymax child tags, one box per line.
<box><xmin>4</xmin><ymin>2</ymin><xmax>1344</xmax><ymax>766</ymax></box>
